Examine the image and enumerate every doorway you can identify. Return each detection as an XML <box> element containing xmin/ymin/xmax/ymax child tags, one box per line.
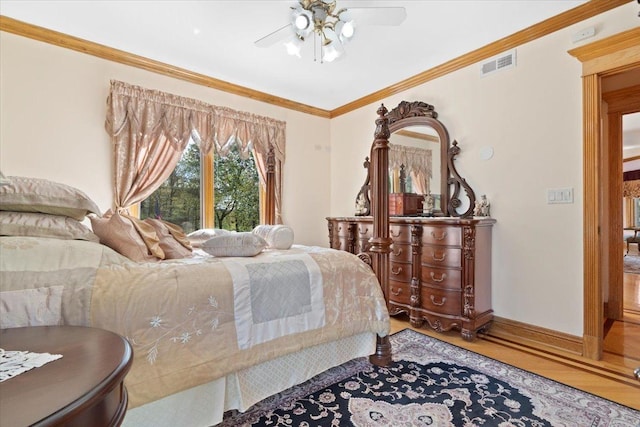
<box><xmin>605</xmin><ymin>102</ymin><xmax>640</xmax><ymax>365</ymax></box>
<box><xmin>568</xmin><ymin>27</ymin><xmax>640</xmax><ymax>362</ymax></box>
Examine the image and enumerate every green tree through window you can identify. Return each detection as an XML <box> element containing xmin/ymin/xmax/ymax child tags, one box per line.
<box><xmin>140</xmin><ymin>141</ymin><xmax>259</xmax><ymax>233</ymax></box>
<box><xmin>214</xmin><ymin>145</ymin><xmax>259</xmax><ymax>231</ymax></box>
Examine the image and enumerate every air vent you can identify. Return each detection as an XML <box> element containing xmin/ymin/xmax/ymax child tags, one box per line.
<box><xmin>481</xmin><ymin>49</ymin><xmax>516</xmax><ymax>77</ymax></box>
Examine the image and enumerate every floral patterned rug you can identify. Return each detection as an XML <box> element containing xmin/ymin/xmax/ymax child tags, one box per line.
<box><xmin>219</xmin><ymin>329</ymin><xmax>640</xmax><ymax>426</ymax></box>
<box><xmin>624</xmin><ymin>254</ymin><xmax>640</xmax><ymax>274</ymax></box>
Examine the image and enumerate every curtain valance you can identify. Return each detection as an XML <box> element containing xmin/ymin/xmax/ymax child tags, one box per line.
<box><xmin>624</xmin><ymin>179</ymin><xmax>640</xmax><ymax>198</ymax></box>
<box><xmin>105</xmin><ymin>80</ymin><xmax>286</xmax><ymax>161</ymax></box>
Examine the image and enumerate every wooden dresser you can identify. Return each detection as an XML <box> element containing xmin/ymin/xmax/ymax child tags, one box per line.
<box><xmin>327</xmin><ymin>216</ymin><xmax>495</xmax><ymax>340</ymax></box>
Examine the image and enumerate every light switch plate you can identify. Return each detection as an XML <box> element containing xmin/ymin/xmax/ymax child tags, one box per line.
<box><xmin>547</xmin><ymin>188</ymin><xmax>573</xmax><ymax>204</ymax></box>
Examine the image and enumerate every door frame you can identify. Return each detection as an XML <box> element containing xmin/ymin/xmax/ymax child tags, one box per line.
<box><xmin>568</xmin><ymin>27</ymin><xmax>640</xmax><ymax>359</ymax></box>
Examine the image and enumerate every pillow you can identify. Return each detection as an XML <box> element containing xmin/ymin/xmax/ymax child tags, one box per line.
<box><xmin>0</xmin><ymin>211</ymin><xmax>99</xmax><ymax>242</ymax></box>
<box><xmin>144</xmin><ymin>218</ymin><xmax>192</xmax><ymax>259</ymax></box>
<box><xmin>252</xmin><ymin>224</ymin><xmax>294</xmax><ymax>249</ymax></box>
<box><xmin>90</xmin><ymin>212</ymin><xmax>160</xmax><ymax>262</ymax></box>
<box><xmin>187</xmin><ymin>228</ymin><xmax>231</xmax><ymax>248</ymax></box>
<box><xmin>201</xmin><ymin>232</ymin><xmax>267</xmax><ymax>257</ymax></box>
<box><xmin>0</xmin><ymin>176</ymin><xmax>101</xmax><ymax>220</ymax></box>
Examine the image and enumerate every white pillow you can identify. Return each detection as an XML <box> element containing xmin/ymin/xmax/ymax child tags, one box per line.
<box><xmin>201</xmin><ymin>232</ymin><xmax>266</xmax><ymax>257</ymax></box>
<box><xmin>187</xmin><ymin>228</ymin><xmax>231</xmax><ymax>248</ymax></box>
<box><xmin>252</xmin><ymin>224</ymin><xmax>294</xmax><ymax>249</ymax></box>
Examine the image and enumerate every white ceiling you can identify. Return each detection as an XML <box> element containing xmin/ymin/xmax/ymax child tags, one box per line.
<box><xmin>0</xmin><ymin>0</ymin><xmax>588</xmax><ymax>111</ymax></box>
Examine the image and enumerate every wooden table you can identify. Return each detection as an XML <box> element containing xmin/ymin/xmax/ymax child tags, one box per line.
<box><xmin>0</xmin><ymin>326</ymin><xmax>133</xmax><ymax>427</ymax></box>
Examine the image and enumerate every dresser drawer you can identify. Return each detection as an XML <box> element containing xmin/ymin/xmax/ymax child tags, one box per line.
<box><xmin>389</xmin><ymin>280</ymin><xmax>411</xmax><ymax>305</ymax></box>
<box><xmin>390</xmin><ymin>242</ymin><xmax>412</xmax><ymax>262</ymax></box>
<box><xmin>421</xmin><ymin>246</ymin><xmax>461</xmax><ymax>268</ymax></box>
<box><xmin>420</xmin><ymin>265</ymin><xmax>461</xmax><ymax>289</ymax></box>
<box><xmin>389</xmin><ymin>224</ymin><xmax>411</xmax><ymax>243</ymax></box>
<box><xmin>420</xmin><ymin>287</ymin><xmax>461</xmax><ymax>315</ymax></box>
<box><xmin>357</xmin><ymin>223</ymin><xmax>372</xmax><ymax>239</ymax></box>
<box><xmin>421</xmin><ymin>225</ymin><xmax>461</xmax><ymax>247</ymax></box>
<box><xmin>390</xmin><ymin>261</ymin><xmax>412</xmax><ymax>282</ymax></box>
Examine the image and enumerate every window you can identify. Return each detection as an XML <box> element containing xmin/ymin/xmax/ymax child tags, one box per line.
<box><xmin>140</xmin><ymin>140</ymin><xmax>259</xmax><ymax>233</ymax></box>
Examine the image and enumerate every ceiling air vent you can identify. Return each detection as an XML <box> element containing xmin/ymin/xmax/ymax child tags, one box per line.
<box><xmin>481</xmin><ymin>49</ymin><xmax>516</xmax><ymax>77</ymax></box>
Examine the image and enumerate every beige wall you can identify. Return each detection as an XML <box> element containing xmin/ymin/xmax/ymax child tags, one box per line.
<box><xmin>0</xmin><ymin>3</ymin><xmax>636</xmax><ymax>338</ymax></box>
<box><xmin>0</xmin><ymin>32</ymin><xmax>331</xmax><ymax>246</ymax></box>
<box><xmin>330</xmin><ymin>3</ymin><xmax>637</xmax><ymax>336</ymax></box>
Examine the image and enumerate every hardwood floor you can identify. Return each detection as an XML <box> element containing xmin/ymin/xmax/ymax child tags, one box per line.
<box><xmin>389</xmin><ymin>314</ymin><xmax>640</xmax><ymax>411</ymax></box>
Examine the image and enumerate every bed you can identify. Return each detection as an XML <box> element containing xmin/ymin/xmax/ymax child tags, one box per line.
<box><xmin>0</xmin><ymin>173</ymin><xmax>390</xmax><ymax>426</ymax></box>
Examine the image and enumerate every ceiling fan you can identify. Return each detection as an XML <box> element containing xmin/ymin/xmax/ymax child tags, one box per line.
<box><xmin>254</xmin><ymin>0</ymin><xmax>406</xmax><ymax>63</ymax></box>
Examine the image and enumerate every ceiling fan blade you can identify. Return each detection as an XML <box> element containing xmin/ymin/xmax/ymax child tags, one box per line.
<box><xmin>254</xmin><ymin>23</ymin><xmax>294</xmax><ymax>48</ymax></box>
<box><xmin>347</xmin><ymin>7</ymin><xmax>407</xmax><ymax>26</ymax></box>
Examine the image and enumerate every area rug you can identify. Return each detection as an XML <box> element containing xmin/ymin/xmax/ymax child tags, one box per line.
<box><xmin>219</xmin><ymin>329</ymin><xmax>640</xmax><ymax>426</ymax></box>
<box><xmin>624</xmin><ymin>254</ymin><xmax>640</xmax><ymax>274</ymax></box>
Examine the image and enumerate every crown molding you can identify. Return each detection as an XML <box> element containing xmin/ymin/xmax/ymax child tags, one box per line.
<box><xmin>0</xmin><ymin>0</ymin><xmax>631</xmax><ymax>119</ymax></box>
<box><xmin>330</xmin><ymin>0</ymin><xmax>631</xmax><ymax>118</ymax></box>
<box><xmin>0</xmin><ymin>15</ymin><xmax>332</xmax><ymax>119</ymax></box>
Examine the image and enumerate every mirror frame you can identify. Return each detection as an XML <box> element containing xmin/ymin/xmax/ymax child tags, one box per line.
<box><xmin>385</xmin><ymin>101</ymin><xmax>451</xmax><ymax>216</ymax></box>
<box><xmin>356</xmin><ymin>100</ymin><xmax>476</xmax><ymax>218</ymax></box>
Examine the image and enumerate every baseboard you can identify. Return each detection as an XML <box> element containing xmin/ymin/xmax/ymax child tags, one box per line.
<box><xmin>486</xmin><ymin>316</ymin><xmax>583</xmax><ymax>355</ymax></box>
<box><xmin>482</xmin><ymin>316</ymin><xmax>639</xmax><ymax>388</ymax></box>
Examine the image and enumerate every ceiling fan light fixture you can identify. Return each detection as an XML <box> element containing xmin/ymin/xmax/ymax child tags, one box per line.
<box><xmin>291</xmin><ymin>6</ymin><xmax>313</xmax><ymax>38</ymax></box>
<box><xmin>284</xmin><ymin>37</ymin><xmax>303</xmax><ymax>58</ymax></box>
<box><xmin>336</xmin><ymin>19</ymin><xmax>355</xmax><ymax>43</ymax></box>
<box><xmin>254</xmin><ymin>1</ymin><xmax>405</xmax><ymax>63</ymax></box>
<box><xmin>322</xmin><ymin>40</ymin><xmax>344</xmax><ymax>63</ymax></box>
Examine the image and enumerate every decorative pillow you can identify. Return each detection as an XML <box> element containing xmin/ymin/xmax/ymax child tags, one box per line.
<box><xmin>0</xmin><ymin>176</ymin><xmax>101</xmax><ymax>220</ymax></box>
<box><xmin>144</xmin><ymin>218</ymin><xmax>192</xmax><ymax>259</ymax></box>
<box><xmin>252</xmin><ymin>224</ymin><xmax>294</xmax><ymax>249</ymax></box>
<box><xmin>201</xmin><ymin>232</ymin><xmax>267</xmax><ymax>257</ymax></box>
<box><xmin>0</xmin><ymin>211</ymin><xmax>99</xmax><ymax>242</ymax></box>
<box><xmin>90</xmin><ymin>212</ymin><xmax>160</xmax><ymax>262</ymax></box>
<box><xmin>187</xmin><ymin>228</ymin><xmax>232</xmax><ymax>248</ymax></box>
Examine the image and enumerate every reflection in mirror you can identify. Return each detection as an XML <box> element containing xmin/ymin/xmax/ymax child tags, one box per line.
<box><xmin>389</xmin><ymin>126</ymin><xmax>441</xmax><ymax>216</ymax></box>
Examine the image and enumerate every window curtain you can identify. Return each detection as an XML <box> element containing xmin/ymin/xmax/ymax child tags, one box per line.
<box><xmin>388</xmin><ymin>144</ymin><xmax>432</xmax><ymax>194</ymax></box>
<box><xmin>623</xmin><ymin>179</ymin><xmax>640</xmax><ymax>198</ymax></box>
<box><xmin>104</xmin><ymin>80</ymin><xmax>286</xmax><ymax>223</ymax></box>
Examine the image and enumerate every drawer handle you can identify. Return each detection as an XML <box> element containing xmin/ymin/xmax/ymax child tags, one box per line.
<box><xmin>392</xmin><ymin>247</ymin><xmax>403</xmax><ymax>257</ymax></box>
<box><xmin>359</xmin><ymin>227</ymin><xmax>369</xmax><ymax>235</ymax></box>
<box><xmin>391</xmin><ymin>266</ymin><xmax>403</xmax><ymax>275</ymax></box>
<box><xmin>430</xmin><ymin>295</ymin><xmax>446</xmax><ymax>306</ymax></box>
<box><xmin>391</xmin><ymin>287</ymin><xmax>402</xmax><ymax>296</ymax></box>
<box><xmin>390</xmin><ymin>229</ymin><xmax>402</xmax><ymax>238</ymax></box>
<box><xmin>430</xmin><ymin>272</ymin><xmax>447</xmax><ymax>282</ymax></box>
<box><xmin>430</xmin><ymin>231</ymin><xmax>447</xmax><ymax>241</ymax></box>
<box><xmin>432</xmin><ymin>252</ymin><xmax>446</xmax><ymax>262</ymax></box>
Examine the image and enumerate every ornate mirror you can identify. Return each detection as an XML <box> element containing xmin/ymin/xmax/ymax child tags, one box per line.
<box><xmin>355</xmin><ymin>100</ymin><xmax>476</xmax><ymax>218</ymax></box>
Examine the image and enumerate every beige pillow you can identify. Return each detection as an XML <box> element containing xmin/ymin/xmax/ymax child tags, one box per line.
<box><xmin>187</xmin><ymin>228</ymin><xmax>231</xmax><ymax>248</ymax></box>
<box><xmin>0</xmin><ymin>211</ymin><xmax>99</xmax><ymax>242</ymax></box>
<box><xmin>0</xmin><ymin>176</ymin><xmax>101</xmax><ymax>220</ymax></box>
<box><xmin>90</xmin><ymin>212</ymin><xmax>159</xmax><ymax>262</ymax></box>
<box><xmin>201</xmin><ymin>232</ymin><xmax>267</xmax><ymax>257</ymax></box>
<box><xmin>144</xmin><ymin>218</ymin><xmax>192</xmax><ymax>259</ymax></box>
<box><xmin>252</xmin><ymin>224</ymin><xmax>294</xmax><ymax>249</ymax></box>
